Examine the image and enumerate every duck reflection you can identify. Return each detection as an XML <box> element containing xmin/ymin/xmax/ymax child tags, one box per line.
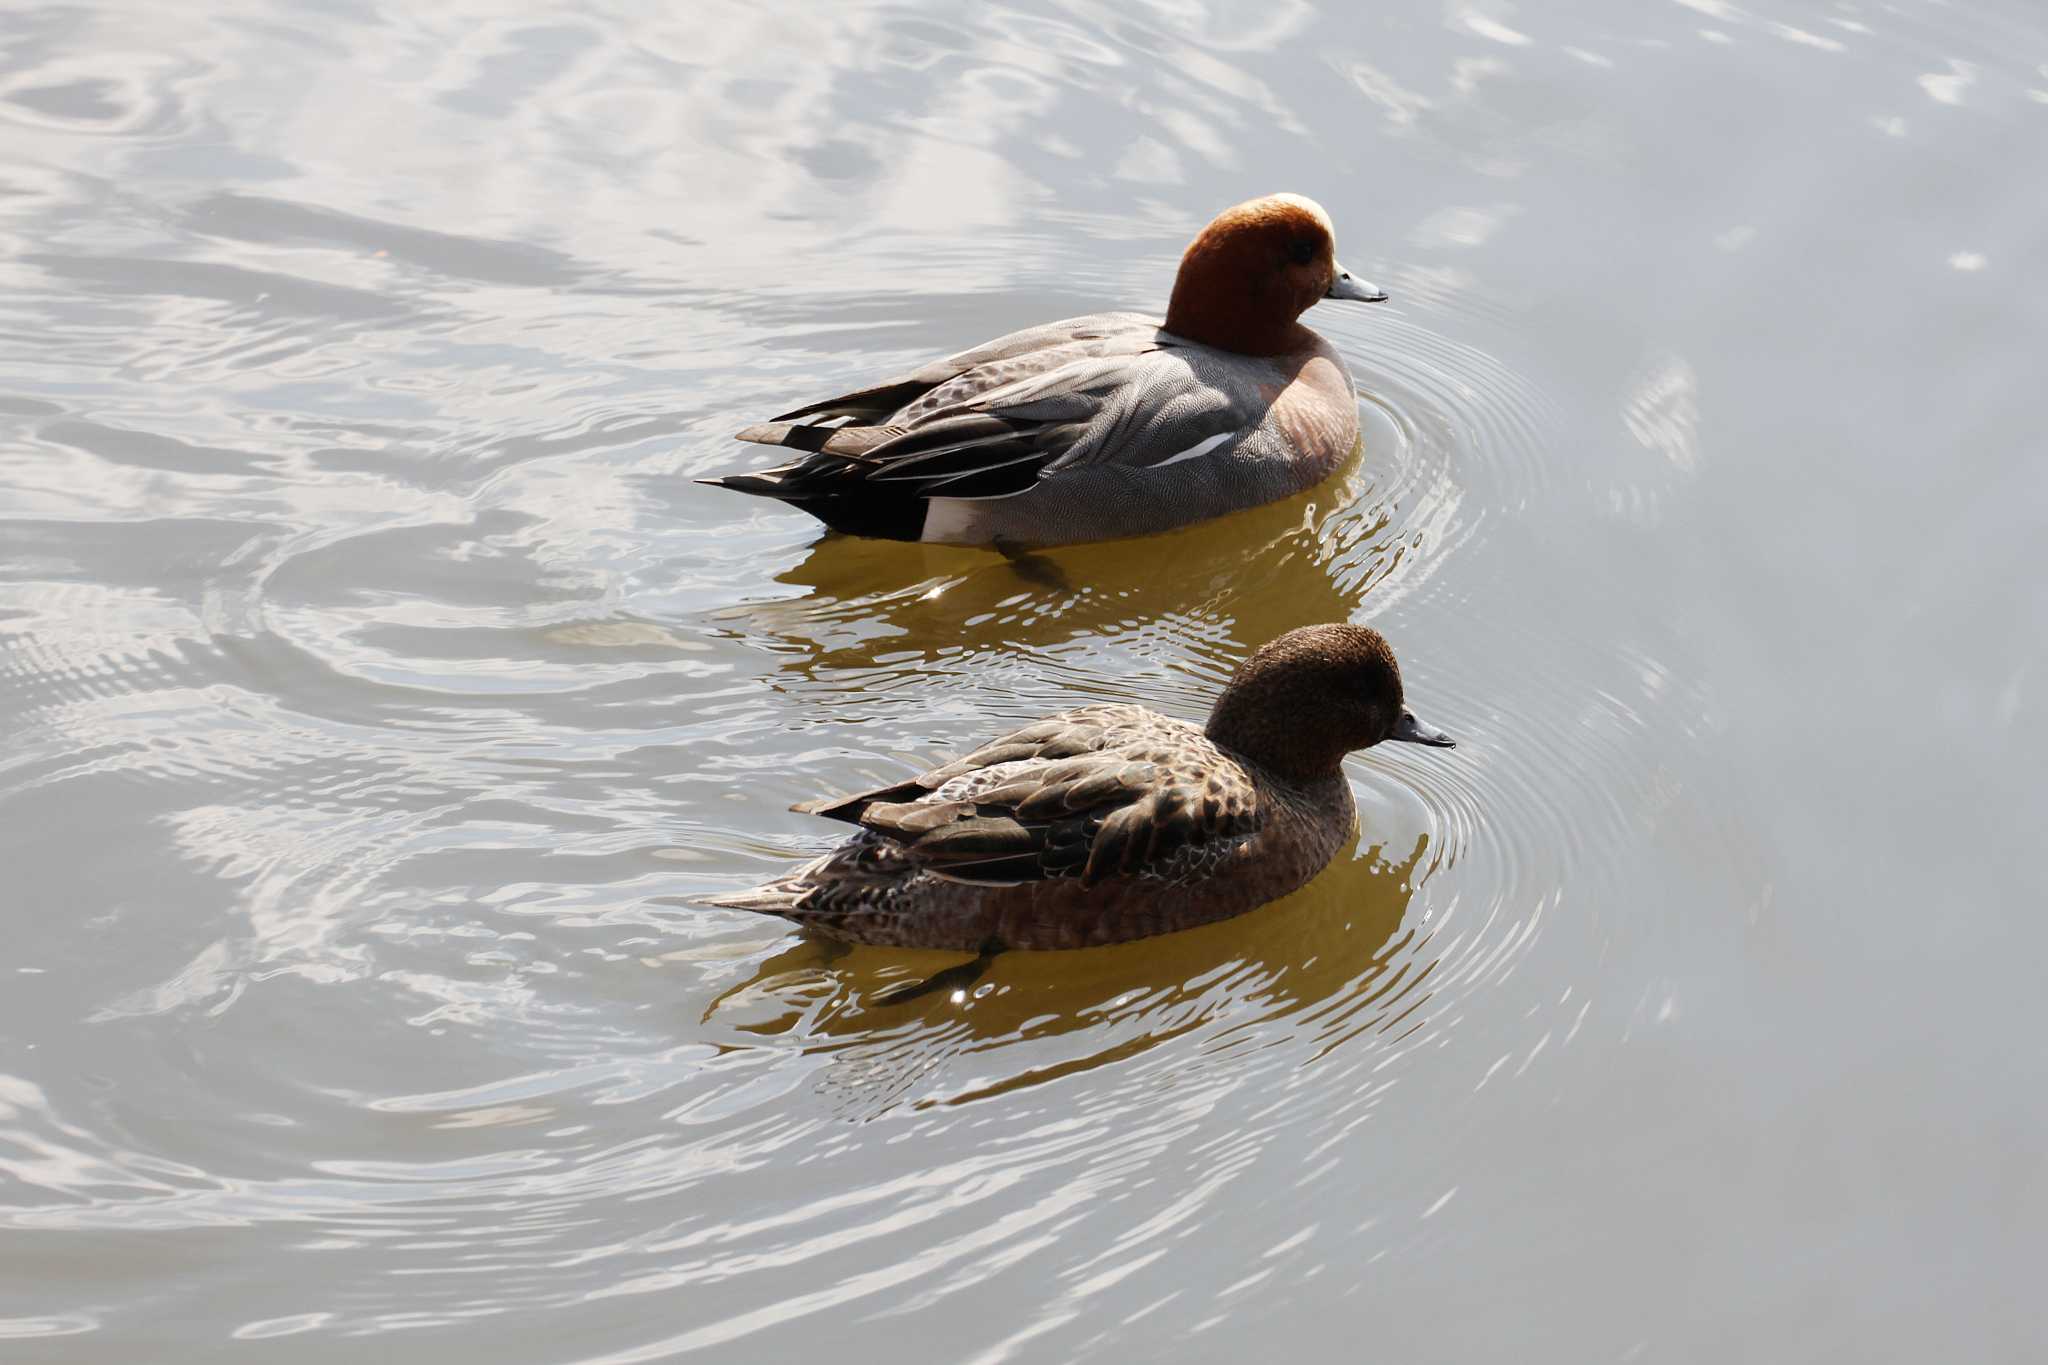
<box><xmin>700</xmin><ymin>832</ymin><xmax>1440</xmax><ymax>1118</ymax></box>
<box><xmin>722</xmin><ymin>452</ymin><xmax>1400</xmax><ymax>685</ymax></box>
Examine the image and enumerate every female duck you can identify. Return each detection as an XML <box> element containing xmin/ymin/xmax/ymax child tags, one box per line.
<box><xmin>708</xmin><ymin>624</ymin><xmax>1454</xmax><ymax>951</ymax></box>
<box><xmin>701</xmin><ymin>194</ymin><xmax>1387</xmax><ymax>546</ymax></box>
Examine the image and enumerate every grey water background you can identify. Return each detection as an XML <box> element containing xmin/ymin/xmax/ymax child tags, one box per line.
<box><xmin>2</xmin><ymin>0</ymin><xmax>2045</xmax><ymax>1360</ymax></box>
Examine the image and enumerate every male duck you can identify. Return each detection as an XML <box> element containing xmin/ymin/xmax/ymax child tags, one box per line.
<box><xmin>701</xmin><ymin>194</ymin><xmax>1387</xmax><ymax>546</ymax></box>
<box><xmin>707</xmin><ymin>624</ymin><xmax>1453</xmax><ymax>951</ymax></box>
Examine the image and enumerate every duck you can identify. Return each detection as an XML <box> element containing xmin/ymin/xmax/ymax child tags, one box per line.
<box><xmin>706</xmin><ymin>623</ymin><xmax>1454</xmax><ymax>952</ymax></box>
<box><xmin>700</xmin><ymin>193</ymin><xmax>1387</xmax><ymax>546</ymax></box>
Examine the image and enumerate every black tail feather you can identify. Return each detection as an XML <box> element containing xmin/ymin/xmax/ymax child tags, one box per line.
<box><xmin>772</xmin><ymin>376</ymin><xmax>940</xmax><ymax>424</ymax></box>
<box><xmin>697</xmin><ymin>469</ymin><xmax>930</xmax><ymax>541</ymax></box>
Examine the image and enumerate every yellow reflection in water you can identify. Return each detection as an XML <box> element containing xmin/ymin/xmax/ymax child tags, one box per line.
<box><xmin>727</xmin><ymin>447</ymin><xmax>1402</xmax><ymax>687</ymax></box>
<box><xmin>702</xmin><ymin>831</ymin><xmax>1441</xmax><ymax>1117</ymax></box>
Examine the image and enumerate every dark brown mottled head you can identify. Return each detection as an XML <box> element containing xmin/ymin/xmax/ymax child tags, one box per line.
<box><xmin>1204</xmin><ymin>623</ymin><xmax>1454</xmax><ymax>782</ymax></box>
<box><xmin>1162</xmin><ymin>193</ymin><xmax>1387</xmax><ymax>357</ymax></box>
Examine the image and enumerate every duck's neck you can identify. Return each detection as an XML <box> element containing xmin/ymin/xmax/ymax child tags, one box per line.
<box><xmin>1205</xmin><ymin>692</ymin><xmax>1349</xmax><ymax>787</ymax></box>
<box><xmin>1162</xmin><ymin>242</ymin><xmax>1312</xmax><ymax>357</ymax></box>
<box><xmin>1164</xmin><ymin>299</ymin><xmax>1310</xmax><ymax>358</ymax></box>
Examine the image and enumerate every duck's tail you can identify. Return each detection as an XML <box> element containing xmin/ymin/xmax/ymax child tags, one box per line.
<box><xmin>698</xmin><ymin>422</ymin><xmax>929</xmax><ymax>541</ymax></box>
<box><xmin>702</xmin><ymin>876</ymin><xmax>870</xmax><ymax>943</ymax></box>
<box><xmin>701</xmin><ymin>880</ymin><xmax>808</xmax><ymax>917</ymax></box>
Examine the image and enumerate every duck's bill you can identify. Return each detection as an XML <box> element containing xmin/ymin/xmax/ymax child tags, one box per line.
<box><xmin>1326</xmin><ymin>266</ymin><xmax>1388</xmax><ymax>303</ymax></box>
<box><xmin>1389</xmin><ymin>710</ymin><xmax>1455</xmax><ymax>748</ymax></box>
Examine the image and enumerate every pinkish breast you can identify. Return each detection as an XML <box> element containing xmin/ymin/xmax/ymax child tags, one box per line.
<box><xmin>1267</xmin><ymin>353</ymin><xmax>1359</xmax><ymax>476</ymax></box>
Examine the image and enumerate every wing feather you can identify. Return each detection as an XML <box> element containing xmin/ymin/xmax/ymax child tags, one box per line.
<box><xmin>723</xmin><ymin>323</ymin><xmax>1252</xmax><ymax>508</ymax></box>
<box><xmin>793</xmin><ymin>708</ymin><xmax>1260</xmax><ymax>887</ymax></box>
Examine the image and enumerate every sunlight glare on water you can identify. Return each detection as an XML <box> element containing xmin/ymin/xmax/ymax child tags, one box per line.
<box><xmin>2</xmin><ymin>1</ymin><xmax>2045</xmax><ymax>1361</ymax></box>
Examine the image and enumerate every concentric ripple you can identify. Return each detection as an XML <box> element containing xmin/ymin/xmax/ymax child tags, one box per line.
<box><xmin>0</xmin><ymin>0</ymin><xmax>1808</xmax><ymax>1358</ymax></box>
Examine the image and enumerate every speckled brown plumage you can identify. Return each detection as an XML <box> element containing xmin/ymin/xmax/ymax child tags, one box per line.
<box><xmin>706</xmin><ymin>624</ymin><xmax>1455</xmax><ymax>951</ymax></box>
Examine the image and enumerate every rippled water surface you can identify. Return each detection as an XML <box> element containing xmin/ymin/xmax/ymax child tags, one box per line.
<box><xmin>4</xmin><ymin>1</ymin><xmax>2046</xmax><ymax>1360</ymax></box>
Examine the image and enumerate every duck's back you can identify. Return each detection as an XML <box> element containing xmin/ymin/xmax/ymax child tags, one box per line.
<box><xmin>892</xmin><ymin>312</ymin><xmax>1164</xmax><ymax>421</ymax></box>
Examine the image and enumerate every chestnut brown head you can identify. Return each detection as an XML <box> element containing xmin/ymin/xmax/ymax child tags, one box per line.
<box><xmin>1163</xmin><ymin>193</ymin><xmax>1386</xmax><ymax>356</ymax></box>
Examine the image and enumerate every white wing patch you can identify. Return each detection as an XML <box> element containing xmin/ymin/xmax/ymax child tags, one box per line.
<box><xmin>921</xmin><ymin>497</ymin><xmax>983</xmax><ymax>543</ymax></box>
<box><xmin>1147</xmin><ymin>432</ymin><xmax>1232</xmax><ymax>468</ymax></box>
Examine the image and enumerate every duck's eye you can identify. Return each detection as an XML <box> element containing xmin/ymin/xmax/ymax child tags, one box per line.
<box><xmin>1287</xmin><ymin>239</ymin><xmax>1318</xmax><ymax>266</ymax></box>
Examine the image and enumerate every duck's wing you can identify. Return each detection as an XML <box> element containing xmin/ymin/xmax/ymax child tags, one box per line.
<box><xmin>796</xmin><ymin>708</ymin><xmax>1261</xmax><ymax>887</ymax></box>
<box><xmin>712</xmin><ymin>318</ymin><xmax>1253</xmax><ymax>513</ymax></box>
<box><xmin>763</xmin><ymin>313</ymin><xmax>1158</xmax><ymax>425</ymax></box>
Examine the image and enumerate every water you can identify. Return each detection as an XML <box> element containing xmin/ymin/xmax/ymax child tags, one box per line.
<box><xmin>3</xmin><ymin>1</ymin><xmax>2044</xmax><ymax>1360</ymax></box>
